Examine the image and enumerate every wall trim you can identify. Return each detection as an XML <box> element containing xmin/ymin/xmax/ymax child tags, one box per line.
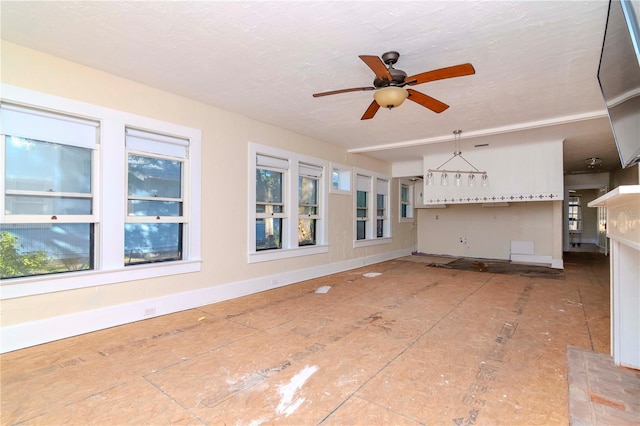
<box><xmin>349</xmin><ymin>110</ymin><xmax>607</xmax><ymax>154</ymax></box>
<box><xmin>0</xmin><ymin>248</ymin><xmax>411</xmax><ymax>353</ymax></box>
<box><xmin>510</xmin><ymin>254</ymin><xmax>555</xmax><ymax>267</ymax></box>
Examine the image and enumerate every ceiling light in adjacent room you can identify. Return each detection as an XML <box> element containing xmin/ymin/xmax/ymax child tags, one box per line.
<box><xmin>584</xmin><ymin>157</ymin><xmax>603</xmax><ymax>169</ymax></box>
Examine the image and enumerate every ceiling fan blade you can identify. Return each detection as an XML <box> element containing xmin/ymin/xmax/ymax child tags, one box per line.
<box><xmin>361</xmin><ymin>101</ymin><xmax>380</xmax><ymax>120</ymax></box>
<box><xmin>359</xmin><ymin>55</ymin><xmax>393</xmax><ymax>81</ymax></box>
<box><xmin>407</xmin><ymin>89</ymin><xmax>449</xmax><ymax>113</ymax></box>
<box><xmin>405</xmin><ymin>63</ymin><xmax>475</xmax><ymax>86</ymax></box>
<box><xmin>312</xmin><ymin>87</ymin><xmax>375</xmax><ymax>97</ymax></box>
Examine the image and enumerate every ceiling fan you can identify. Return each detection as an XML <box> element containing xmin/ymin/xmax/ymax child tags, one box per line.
<box><xmin>312</xmin><ymin>51</ymin><xmax>475</xmax><ymax>120</ymax></box>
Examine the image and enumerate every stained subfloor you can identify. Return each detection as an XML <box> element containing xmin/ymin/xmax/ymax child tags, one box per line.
<box><xmin>0</xmin><ymin>252</ymin><xmax>623</xmax><ymax>425</ymax></box>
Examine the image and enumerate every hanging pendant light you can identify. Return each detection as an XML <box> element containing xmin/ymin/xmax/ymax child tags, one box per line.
<box><xmin>426</xmin><ymin>130</ymin><xmax>488</xmax><ymax>187</ymax></box>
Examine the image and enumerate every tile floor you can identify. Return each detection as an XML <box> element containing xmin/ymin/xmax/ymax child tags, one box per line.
<box><xmin>0</xmin><ymin>251</ymin><xmax>626</xmax><ymax>425</ymax></box>
<box><xmin>567</xmin><ymin>346</ymin><xmax>640</xmax><ymax>425</ymax></box>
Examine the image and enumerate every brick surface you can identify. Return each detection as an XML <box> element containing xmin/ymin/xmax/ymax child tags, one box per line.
<box><xmin>567</xmin><ymin>346</ymin><xmax>640</xmax><ymax>425</ymax></box>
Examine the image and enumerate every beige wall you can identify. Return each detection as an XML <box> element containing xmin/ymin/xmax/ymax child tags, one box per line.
<box><xmin>416</xmin><ymin>201</ymin><xmax>558</xmax><ymax>261</ymax></box>
<box><xmin>0</xmin><ymin>42</ymin><xmax>417</xmax><ymax>330</ymax></box>
<box><xmin>610</xmin><ymin>163</ymin><xmax>639</xmax><ymax>188</ymax></box>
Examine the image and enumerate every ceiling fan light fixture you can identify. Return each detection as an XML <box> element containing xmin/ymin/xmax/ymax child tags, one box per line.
<box><xmin>373</xmin><ymin>86</ymin><xmax>408</xmax><ymax>109</ymax></box>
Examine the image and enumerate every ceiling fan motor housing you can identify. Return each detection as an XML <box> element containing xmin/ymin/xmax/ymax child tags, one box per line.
<box><xmin>374</xmin><ymin>67</ymin><xmax>407</xmax><ymax>87</ymax></box>
<box><xmin>373</xmin><ymin>51</ymin><xmax>408</xmax><ymax>87</ymax></box>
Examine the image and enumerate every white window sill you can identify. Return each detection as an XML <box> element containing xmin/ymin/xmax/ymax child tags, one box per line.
<box><xmin>353</xmin><ymin>237</ymin><xmax>392</xmax><ymax>248</ymax></box>
<box><xmin>0</xmin><ymin>259</ymin><xmax>202</xmax><ymax>300</ymax></box>
<box><xmin>399</xmin><ymin>217</ymin><xmax>415</xmax><ymax>223</ymax></box>
<box><xmin>248</xmin><ymin>245</ymin><xmax>329</xmax><ymax>263</ymax></box>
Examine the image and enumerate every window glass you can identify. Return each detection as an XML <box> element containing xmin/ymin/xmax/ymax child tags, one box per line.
<box><xmin>401</xmin><ymin>185</ymin><xmax>409</xmax><ymax>203</ymax></box>
<box><xmin>330</xmin><ymin>165</ymin><xmax>351</xmax><ymax>194</ymax></box>
<box><xmin>128</xmin><ymin>154</ymin><xmax>181</xmax><ymax>198</ymax></box>
<box><xmin>356</xmin><ymin>221</ymin><xmax>366</xmax><ymax>240</ymax></box>
<box><xmin>125</xmin><ymin>223</ymin><xmax>182</xmax><ymax>265</ymax></box>
<box><xmin>332</xmin><ymin>171</ymin><xmax>340</xmax><ymax>189</ymax></box>
<box><xmin>298</xmin><ymin>176</ymin><xmax>318</xmax><ymax>211</ymax></box>
<box><xmin>356</xmin><ymin>190</ymin><xmax>368</xmax><ymax>240</ymax></box>
<box><xmin>377</xmin><ymin>193</ymin><xmax>386</xmax><ymax>238</ymax></box>
<box><xmin>5</xmin><ymin>136</ymin><xmax>91</xmax><ymax>194</ymax></box>
<box><xmin>257</xmin><ymin>169</ymin><xmax>283</xmax><ymax>204</ymax></box>
<box><xmin>5</xmin><ymin>195</ymin><xmax>92</xmax><ymax>215</ymax></box>
<box><xmin>127</xmin><ymin>200</ymin><xmax>182</xmax><ymax>217</ymax></box>
<box><xmin>256</xmin><ymin>167</ymin><xmax>285</xmax><ymax>251</ymax></box>
<box><xmin>357</xmin><ymin>191</ymin><xmax>368</xmax><ymax>218</ymax></box>
<box><xmin>0</xmin><ymin>223</ymin><xmax>93</xmax><ymax>279</ymax></box>
<box><xmin>568</xmin><ymin>195</ymin><xmax>582</xmax><ymax>231</ymax></box>
<box><xmin>125</xmin><ymin>152</ymin><xmax>185</xmax><ymax>265</ymax></box>
<box><xmin>377</xmin><ymin>194</ymin><xmax>385</xmax><ymax>217</ymax></box>
<box><xmin>2</xmin><ymin>132</ymin><xmax>95</xmax><ymax>279</ymax></box>
<box><xmin>400</xmin><ymin>184</ymin><xmax>410</xmax><ymax>218</ymax></box>
<box><xmin>298</xmin><ymin>219</ymin><xmax>316</xmax><ymax>246</ymax></box>
<box><xmin>298</xmin><ymin>175</ymin><xmax>318</xmax><ymax>246</ymax></box>
<box><xmin>256</xmin><ymin>218</ymin><xmax>282</xmax><ymax>250</ymax></box>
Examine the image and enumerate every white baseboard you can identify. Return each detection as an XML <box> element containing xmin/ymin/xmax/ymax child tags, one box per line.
<box><xmin>510</xmin><ymin>254</ymin><xmax>553</xmax><ymax>267</ymax></box>
<box><xmin>0</xmin><ymin>248</ymin><xmax>411</xmax><ymax>354</ymax></box>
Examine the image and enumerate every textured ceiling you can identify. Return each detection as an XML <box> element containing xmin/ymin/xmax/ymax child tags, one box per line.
<box><xmin>0</xmin><ymin>1</ymin><xmax>621</xmax><ymax>174</ymax></box>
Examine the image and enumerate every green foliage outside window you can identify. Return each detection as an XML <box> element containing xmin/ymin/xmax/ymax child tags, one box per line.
<box><xmin>0</xmin><ymin>232</ymin><xmax>49</xmax><ymax>279</ymax></box>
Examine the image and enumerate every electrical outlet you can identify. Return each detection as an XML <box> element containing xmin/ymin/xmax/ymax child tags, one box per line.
<box><xmin>143</xmin><ymin>307</ymin><xmax>156</xmax><ymax>316</ymax></box>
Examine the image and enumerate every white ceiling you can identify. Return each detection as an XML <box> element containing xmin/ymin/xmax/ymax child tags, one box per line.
<box><xmin>0</xmin><ymin>1</ymin><xmax>621</xmax><ymax>174</ymax></box>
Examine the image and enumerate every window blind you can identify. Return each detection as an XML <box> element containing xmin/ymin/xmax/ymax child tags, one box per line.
<box><xmin>377</xmin><ymin>179</ymin><xmax>389</xmax><ymax>196</ymax></box>
<box><xmin>0</xmin><ymin>103</ymin><xmax>99</xmax><ymax>149</ymax></box>
<box><xmin>126</xmin><ymin>127</ymin><xmax>189</xmax><ymax>158</ymax></box>
<box><xmin>299</xmin><ymin>163</ymin><xmax>323</xmax><ymax>178</ymax></box>
<box><xmin>257</xmin><ymin>154</ymin><xmax>288</xmax><ymax>170</ymax></box>
<box><xmin>357</xmin><ymin>174</ymin><xmax>371</xmax><ymax>192</ymax></box>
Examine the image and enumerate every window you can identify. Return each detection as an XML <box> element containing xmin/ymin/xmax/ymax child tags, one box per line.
<box><xmin>330</xmin><ymin>163</ymin><xmax>351</xmax><ymax>195</ymax></box>
<box><xmin>353</xmin><ymin>169</ymin><xmax>391</xmax><ymax>247</ymax></box>
<box><xmin>125</xmin><ymin>128</ymin><xmax>188</xmax><ymax>265</ymax></box>
<box><xmin>568</xmin><ymin>195</ymin><xmax>582</xmax><ymax>231</ymax></box>
<box><xmin>255</xmin><ymin>154</ymin><xmax>287</xmax><ymax>251</ymax></box>
<box><xmin>399</xmin><ymin>180</ymin><xmax>414</xmax><ymax>222</ymax></box>
<box><xmin>298</xmin><ymin>163</ymin><xmax>321</xmax><ymax>246</ymax></box>
<box><xmin>0</xmin><ymin>85</ymin><xmax>201</xmax><ymax>299</ymax></box>
<box><xmin>1</xmin><ymin>104</ymin><xmax>98</xmax><ymax>279</ymax></box>
<box><xmin>376</xmin><ymin>178</ymin><xmax>389</xmax><ymax>238</ymax></box>
<box><xmin>356</xmin><ymin>174</ymin><xmax>370</xmax><ymax>240</ymax></box>
<box><xmin>249</xmin><ymin>143</ymin><xmax>328</xmax><ymax>263</ymax></box>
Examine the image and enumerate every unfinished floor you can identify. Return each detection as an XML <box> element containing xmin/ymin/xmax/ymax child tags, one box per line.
<box><xmin>0</xmin><ymin>251</ymin><xmax>632</xmax><ymax>425</ymax></box>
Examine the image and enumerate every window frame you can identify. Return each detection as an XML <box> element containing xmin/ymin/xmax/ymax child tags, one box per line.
<box><xmin>1</xmin><ymin>132</ymin><xmax>98</xmax><ymax>278</ymax></box>
<box><xmin>248</xmin><ymin>143</ymin><xmax>328</xmax><ymax>263</ymax></box>
<box><xmin>399</xmin><ymin>179</ymin><xmax>415</xmax><ymax>222</ymax></box>
<box><xmin>376</xmin><ymin>178</ymin><xmax>388</xmax><ymax>238</ymax></box>
<box><xmin>124</xmin><ymin>131</ymin><xmax>189</xmax><ymax>266</ymax></box>
<box><xmin>330</xmin><ymin>162</ymin><xmax>352</xmax><ymax>195</ymax></box>
<box><xmin>255</xmin><ymin>155</ymin><xmax>288</xmax><ymax>252</ymax></box>
<box><xmin>353</xmin><ymin>168</ymin><xmax>392</xmax><ymax>248</ymax></box>
<box><xmin>0</xmin><ymin>84</ymin><xmax>201</xmax><ymax>300</ymax></box>
<box><xmin>568</xmin><ymin>194</ymin><xmax>583</xmax><ymax>232</ymax></box>
<box><xmin>298</xmin><ymin>163</ymin><xmax>322</xmax><ymax>247</ymax></box>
